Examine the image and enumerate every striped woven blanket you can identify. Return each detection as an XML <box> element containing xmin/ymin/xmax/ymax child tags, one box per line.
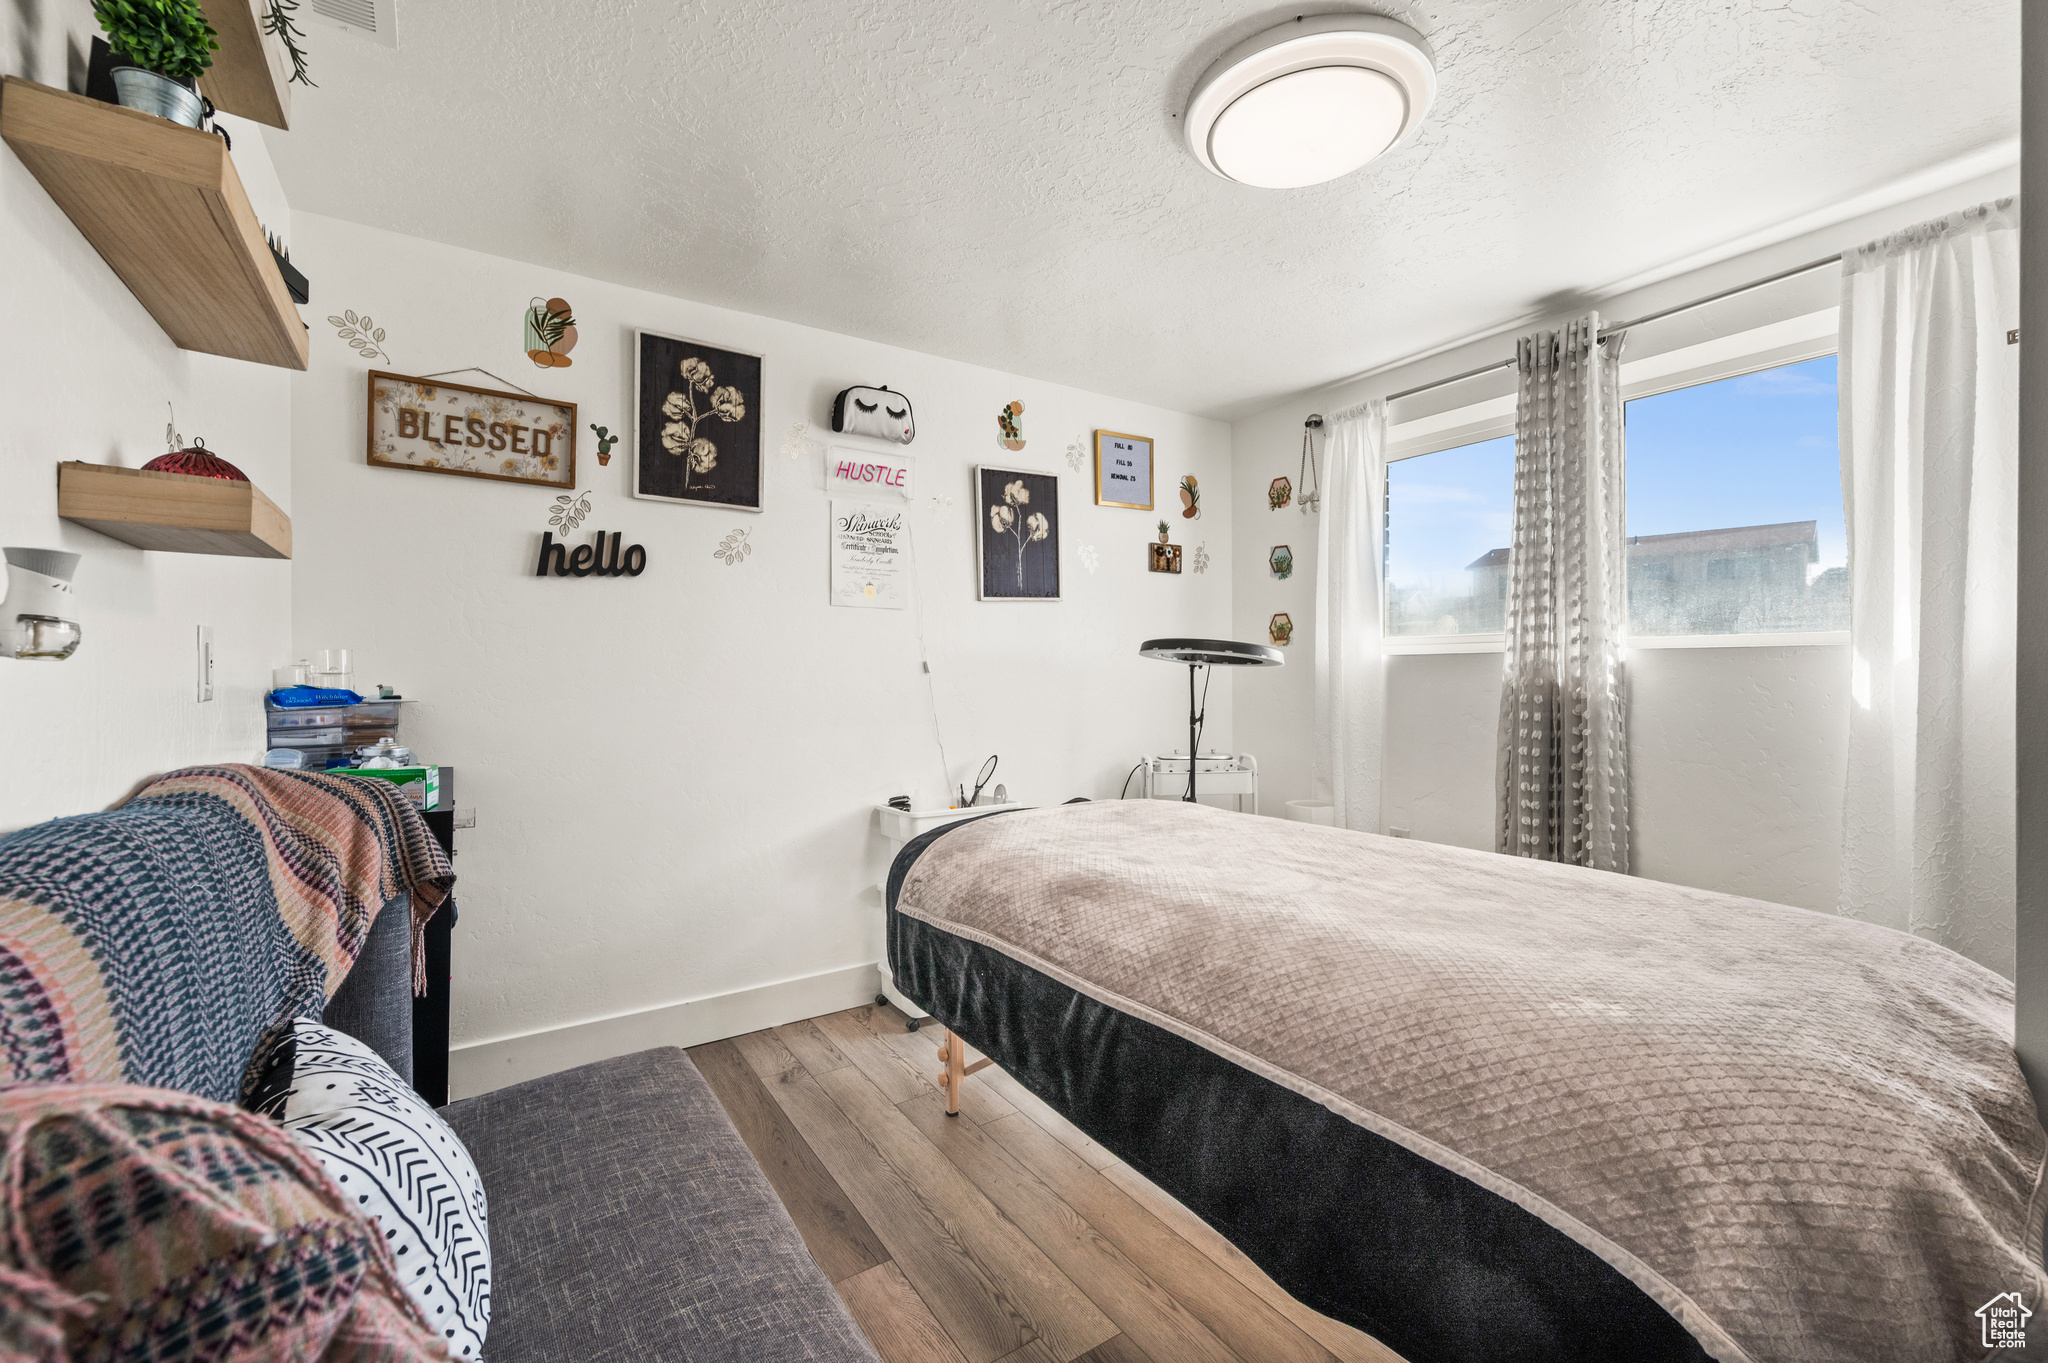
<box><xmin>0</xmin><ymin>766</ymin><xmax>454</xmax><ymax>1105</ymax></box>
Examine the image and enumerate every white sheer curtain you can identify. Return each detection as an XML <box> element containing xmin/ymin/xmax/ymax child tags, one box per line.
<box><xmin>1496</xmin><ymin>314</ymin><xmax>1630</xmax><ymax>871</ymax></box>
<box><xmin>1313</xmin><ymin>399</ymin><xmax>1387</xmax><ymax>832</ymax></box>
<box><xmin>1837</xmin><ymin>199</ymin><xmax>2019</xmax><ymax>977</ymax></box>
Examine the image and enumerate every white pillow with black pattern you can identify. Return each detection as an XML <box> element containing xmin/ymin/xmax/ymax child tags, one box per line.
<box><xmin>250</xmin><ymin>1018</ymin><xmax>491</xmax><ymax>1358</ymax></box>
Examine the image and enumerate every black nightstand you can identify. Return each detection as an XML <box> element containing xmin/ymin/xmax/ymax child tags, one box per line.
<box><xmin>417</xmin><ymin>766</ymin><xmax>456</xmax><ymax>1106</ymax></box>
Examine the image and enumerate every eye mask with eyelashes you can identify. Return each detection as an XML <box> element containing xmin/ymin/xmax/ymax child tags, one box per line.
<box><xmin>831</xmin><ymin>384</ymin><xmax>915</xmax><ymax>445</ymax></box>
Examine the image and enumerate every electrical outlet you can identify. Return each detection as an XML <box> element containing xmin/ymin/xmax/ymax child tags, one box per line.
<box><xmin>195</xmin><ymin>626</ymin><xmax>214</xmax><ymax>702</ymax></box>
<box><xmin>1388</xmin><ymin>826</ymin><xmax>1411</xmax><ymax>838</ymax></box>
<box><xmin>452</xmin><ymin>807</ymin><xmax>477</xmax><ymax>830</ymax></box>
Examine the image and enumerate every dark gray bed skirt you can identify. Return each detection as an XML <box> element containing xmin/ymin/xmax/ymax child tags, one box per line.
<box><xmin>886</xmin><ymin>825</ymin><xmax>1709</xmax><ymax>1363</ymax></box>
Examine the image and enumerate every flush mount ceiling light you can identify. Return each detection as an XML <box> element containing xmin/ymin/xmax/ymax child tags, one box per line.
<box><xmin>1184</xmin><ymin>14</ymin><xmax>1436</xmax><ymax>189</ymax></box>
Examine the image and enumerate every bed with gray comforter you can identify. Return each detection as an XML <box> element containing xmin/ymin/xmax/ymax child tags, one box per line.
<box><xmin>886</xmin><ymin>800</ymin><xmax>2047</xmax><ymax>1363</ymax></box>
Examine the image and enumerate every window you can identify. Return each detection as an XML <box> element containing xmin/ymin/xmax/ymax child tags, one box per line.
<box><xmin>1385</xmin><ymin>434</ymin><xmax>1515</xmax><ymax>636</ymax></box>
<box><xmin>1623</xmin><ymin>356</ymin><xmax>1847</xmax><ymax>637</ymax></box>
<box><xmin>1382</xmin><ymin>349</ymin><xmax>1844</xmax><ymax>647</ymax></box>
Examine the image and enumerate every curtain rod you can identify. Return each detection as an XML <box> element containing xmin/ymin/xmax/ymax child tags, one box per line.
<box><xmin>1382</xmin><ymin>252</ymin><xmax>1844</xmax><ymax>405</ymax></box>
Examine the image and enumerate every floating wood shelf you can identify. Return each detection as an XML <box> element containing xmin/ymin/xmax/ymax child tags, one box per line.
<box><xmin>0</xmin><ymin>78</ymin><xmax>308</xmax><ymax>370</ymax></box>
<box><xmin>198</xmin><ymin>0</ymin><xmax>292</xmax><ymax>130</ymax></box>
<box><xmin>59</xmin><ymin>462</ymin><xmax>292</xmax><ymax>559</ymax></box>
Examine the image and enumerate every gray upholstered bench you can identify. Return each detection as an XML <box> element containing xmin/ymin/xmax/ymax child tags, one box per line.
<box><xmin>328</xmin><ymin>903</ymin><xmax>880</xmax><ymax>1363</ymax></box>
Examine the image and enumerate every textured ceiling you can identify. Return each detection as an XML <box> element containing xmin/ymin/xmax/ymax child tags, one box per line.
<box><xmin>268</xmin><ymin>0</ymin><xmax>2017</xmax><ymax>419</ymax></box>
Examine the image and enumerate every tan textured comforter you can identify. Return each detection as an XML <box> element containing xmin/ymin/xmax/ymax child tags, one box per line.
<box><xmin>893</xmin><ymin>801</ymin><xmax>2048</xmax><ymax>1363</ymax></box>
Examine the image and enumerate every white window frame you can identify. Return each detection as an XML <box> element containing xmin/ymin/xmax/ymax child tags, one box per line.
<box><xmin>1381</xmin><ymin>308</ymin><xmax>1849</xmax><ymax>655</ymax></box>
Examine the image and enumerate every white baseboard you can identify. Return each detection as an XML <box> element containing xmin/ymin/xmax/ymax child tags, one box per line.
<box><xmin>446</xmin><ymin>961</ymin><xmax>882</xmax><ymax>1100</ymax></box>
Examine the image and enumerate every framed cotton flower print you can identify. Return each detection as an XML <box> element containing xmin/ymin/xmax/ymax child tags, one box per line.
<box><xmin>975</xmin><ymin>466</ymin><xmax>1060</xmax><ymax>600</ymax></box>
<box><xmin>634</xmin><ymin>330</ymin><xmax>764</xmax><ymax>510</ymax></box>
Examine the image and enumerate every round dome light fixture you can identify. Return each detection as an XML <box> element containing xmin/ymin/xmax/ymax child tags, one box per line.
<box><xmin>1185</xmin><ymin>14</ymin><xmax>1436</xmax><ymax>189</ymax></box>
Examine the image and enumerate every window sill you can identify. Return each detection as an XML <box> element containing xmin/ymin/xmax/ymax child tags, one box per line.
<box><xmin>1628</xmin><ymin>631</ymin><xmax>1849</xmax><ymax>650</ymax></box>
<box><xmin>1382</xmin><ymin>630</ymin><xmax>1849</xmax><ymax>656</ymax></box>
<box><xmin>1384</xmin><ymin>635</ymin><xmax>1505</xmax><ymax>655</ymax></box>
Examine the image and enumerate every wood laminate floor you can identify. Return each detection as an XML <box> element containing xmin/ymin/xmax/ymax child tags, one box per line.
<box><xmin>686</xmin><ymin>1003</ymin><xmax>1408</xmax><ymax>1363</ymax></box>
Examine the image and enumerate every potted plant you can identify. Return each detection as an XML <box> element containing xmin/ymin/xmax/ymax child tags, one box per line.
<box><xmin>93</xmin><ymin>0</ymin><xmax>219</xmax><ymax>128</ymax></box>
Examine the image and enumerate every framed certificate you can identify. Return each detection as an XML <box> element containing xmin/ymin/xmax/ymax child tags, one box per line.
<box><xmin>1094</xmin><ymin>430</ymin><xmax>1154</xmax><ymax>509</ymax></box>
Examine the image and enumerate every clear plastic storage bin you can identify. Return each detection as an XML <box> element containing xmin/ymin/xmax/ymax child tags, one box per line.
<box><xmin>267</xmin><ymin>726</ymin><xmax>344</xmax><ymax>748</ymax></box>
<box><xmin>265</xmin><ymin>705</ymin><xmax>348</xmax><ymax>729</ymax></box>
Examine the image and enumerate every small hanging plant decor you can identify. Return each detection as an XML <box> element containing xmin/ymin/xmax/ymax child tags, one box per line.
<box><xmin>263</xmin><ymin>0</ymin><xmax>314</xmax><ymax>85</ymax></box>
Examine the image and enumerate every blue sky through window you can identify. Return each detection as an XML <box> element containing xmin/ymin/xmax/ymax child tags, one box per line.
<box><xmin>1385</xmin><ymin>435</ymin><xmax>1516</xmax><ymax>587</ymax></box>
<box><xmin>1384</xmin><ymin>354</ymin><xmax>1843</xmax><ymax>586</ymax></box>
<box><xmin>1624</xmin><ymin>355</ymin><xmax>1842</xmax><ymax>570</ymax></box>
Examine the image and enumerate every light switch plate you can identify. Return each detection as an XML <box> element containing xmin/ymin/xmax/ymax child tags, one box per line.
<box><xmin>196</xmin><ymin>626</ymin><xmax>213</xmax><ymax>702</ymax></box>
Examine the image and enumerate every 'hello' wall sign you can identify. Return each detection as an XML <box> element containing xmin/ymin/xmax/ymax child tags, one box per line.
<box><xmin>535</xmin><ymin>530</ymin><xmax>647</xmax><ymax>577</ymax></box>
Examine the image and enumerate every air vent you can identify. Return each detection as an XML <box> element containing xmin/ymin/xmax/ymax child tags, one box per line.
<box><xmin>305</xmin><ymin>0</ymin><xmax>397</xmax><ymax>48</ymax></box>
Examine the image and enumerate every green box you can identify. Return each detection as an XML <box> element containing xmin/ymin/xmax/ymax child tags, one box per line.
<box><xmin>346</xmin><ymin>766</ymin><xmax>440</xmax><ymax>810</ymax></box>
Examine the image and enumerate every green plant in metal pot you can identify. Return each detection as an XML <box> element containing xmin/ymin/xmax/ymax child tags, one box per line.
<box><xmin>94</xmin><ymin>0</ymin><xmax>218</xmax><ymax>79</ymax></box>
<box><xmin>93</xmin><ymin>0</ymin><xmax>218</xmax><ymax>126</ymax></box>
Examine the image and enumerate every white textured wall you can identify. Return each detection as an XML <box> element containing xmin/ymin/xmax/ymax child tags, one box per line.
<box><xmin>0</xmin><ymin>2</ymin><xmax>294</xmax><ymax>830</ymax></box>
<box><xmin>1381</xmin><ymin>653</ymin><xmax>1498</xmax><ymax>852</ymax></box>
<box><xmin>1630</xmin><ymin>646</ymin><xmax>1850</xmax><ymax>908</ymax></box>
<box><xmin>1371</xmin><ymin>648</ymin><xmax>1851</xmax><ymax>912</ymax></box>
<box><xmin>288</xmin><ymin>215</ymin><xmax>1233</xmax><ymax>1094</ymax></box>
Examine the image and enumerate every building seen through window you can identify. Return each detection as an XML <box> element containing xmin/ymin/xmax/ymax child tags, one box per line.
<box><xmin>1385</xmin><ymin>355</ymin><xmax>1847</xmax><ymax>638</ymax></box>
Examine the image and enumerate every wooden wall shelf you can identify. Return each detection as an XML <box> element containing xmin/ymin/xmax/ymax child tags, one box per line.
<box><xmin>198</xmin><ymin>0</ymin><xmax>292</xmax><ymax>130</ymax></box>
<box><xmin>59</xmin><ymin>462</ymin><xmax>292</xmax><ymax>559</ymax></box>
<box><xmin>0</xmin><ymin>78</ymin><xmax>308</xmax><ymax>370</ymax></box>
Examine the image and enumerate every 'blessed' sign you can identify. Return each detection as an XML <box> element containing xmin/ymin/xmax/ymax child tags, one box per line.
<box><xmin>367</xmin><ymin>370</ymin><xmax>577</xmax><ymax>490</ymax></box>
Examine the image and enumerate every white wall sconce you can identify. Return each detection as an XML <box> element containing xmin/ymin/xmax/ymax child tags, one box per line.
<box><xmin>0</xmin><ymin>548</ymin><xmax>83</xmax><ymax>660</ymax></box>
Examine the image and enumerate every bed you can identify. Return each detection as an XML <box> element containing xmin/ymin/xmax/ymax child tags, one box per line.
<box><xmin>885</xmin><ymin>800</ymin><xmax>2047</xmax><ymax>1363</ymax></box>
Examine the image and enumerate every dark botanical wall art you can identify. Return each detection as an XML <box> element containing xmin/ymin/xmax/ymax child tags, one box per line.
<box><xmin>976</xmin><ymin>466</ymin><xmax>1059</xmax><ymax>600</ymax></box>
<box><xmin>634</xmin><ymin>330</ymin><xmax>763</xmax><ymax>510</ymax></box>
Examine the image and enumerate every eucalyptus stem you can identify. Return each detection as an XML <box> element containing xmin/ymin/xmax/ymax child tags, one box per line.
<box><xmin>263</xmin><ymin>0</ymin><xmax>315</xmax><ymax>86</ymax></box>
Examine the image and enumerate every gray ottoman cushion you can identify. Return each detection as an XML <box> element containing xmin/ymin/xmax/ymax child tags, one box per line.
<box><xmin>440</xmin><ymin>1047</ymin><xmax>881</xmax><ymax>1363</ymax></box>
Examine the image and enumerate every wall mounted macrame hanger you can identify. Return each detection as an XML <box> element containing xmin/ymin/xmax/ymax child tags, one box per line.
<box><xmin>1299</xmin><ymin>414</ymin><xmax>1322</xmax><ymax>514</ymax></box>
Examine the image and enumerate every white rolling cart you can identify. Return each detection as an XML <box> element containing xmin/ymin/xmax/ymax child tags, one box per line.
<box><xmin>1139</xmin><ymin>752</ymin><xmax>1259</xmax><ymax>812</ymax></box>
<box><xmin>873</xmin><ymin>801</ymin><xmax>1031</xmax><ymax>1030</ymax></box>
